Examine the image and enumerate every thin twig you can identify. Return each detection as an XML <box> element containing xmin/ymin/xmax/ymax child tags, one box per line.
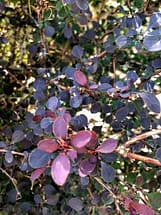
<box><xmin>144</xmin><ymin>0</ymin><xmax>150</xmax><ymax>12</ymax></box>
<box><xmin>94</xmin><ymin>177</ymin><xmax>124</xmax><ymax>215</ymax></box>
<box><xmin>0</xmin><ymin>167</ymin><xmax>22</xmax><ymax>200</ymax></box>
<box><xmin>0</xmin><ymin>149</ymin><xmax>24</xmax><ymax>156</ymax></box>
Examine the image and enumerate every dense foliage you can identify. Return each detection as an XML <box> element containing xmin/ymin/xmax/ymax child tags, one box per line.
<box><xmin>0</xmin><ymin>0</ymin><xmax>161</xmax><ymax>214</ymax></box>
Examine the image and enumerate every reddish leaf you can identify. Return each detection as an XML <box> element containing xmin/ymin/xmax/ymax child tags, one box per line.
<box><xmin>71</xmin><ymin>130</ymin><xmax>92</xmax><ymax>148</ymax></box>
<box><xmin>30</xmin><ymin>167</ymin><xmax>46</xmax><ymax>183</ymax></box>
<box><xmin>86</xmin><ymin>131</ymin><xmax>98</xmax><ymax>149</ymax></box>
<box><xmin>33</xmin><ymin>115</ymin><xmax>43</xmax><ymax>122</ymax></box>
<box><xmin>51</xmin><ymin>153</ymin><xmax>70</xmax><ymax>186</ymax></box>
<box><xmin>79</xmin><ymin>155</ymin><xmax>97</xmax><ymax>177</ymax></box>
<box><xmin>96</xmin><ymin>138</ymin><xmax>118</xmax><ymax>153</ymax></box>
<box><xmin>76</xmin><ymin>147</ymin><xmax>87</xmax><ymax>154</ymax></box>
<box><xmin>53</xmin><ymin>116</ymin><xmax>68</xmax><ymax>139</ymax></box>
<box><xmin>38</xmin><ymin>138</ymin><xmax>59</xmax><ymax>153</ymax></box>
<box><xmin>74</xmin><ymin>70</ymin><xmax>87</xmax><ymax>87</ymax></box>
<box><xmin>67</xmin><ymin>149</ymin><xmax>77</xmax><ymax>161</ymax></box>
<box><xmin>122</xmin><ymin>197</ymin><xmax>154</xmax><ymax>215</ymax></box>
<box><xmin>45</xmin><ymin>110</ymin><xmax>56</xmax><ymax>119</ymax></box>
<box><xmin>130</xmin><ymin>202</ymin><xmax>154</xmax><ymax>215</ymax></box>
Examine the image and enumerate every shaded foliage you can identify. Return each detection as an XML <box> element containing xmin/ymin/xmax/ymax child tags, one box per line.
<box><xmin>0</xmin><ymin>0</ymin><xmax>161</xmax><ymax>214</ymax></box>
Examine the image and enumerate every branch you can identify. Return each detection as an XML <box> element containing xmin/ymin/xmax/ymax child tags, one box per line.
<box><xmin>0</xmin><ymin>167</ymin><xmax>22</xmax><ymax>200</ymax></box>
<box><xmin>0</xmin><ymin>149</ymin><xmax>24</xmax><ymax>156</ymax></box>
<box><xmin>115</xmin><ymin>148</ymin><xmax>161</xmax><ymax>166</ymax></box>
<box><xmin>123</xmin><ymin>128</ymin><xmax>161</xmax><ymax>148</ymax></box>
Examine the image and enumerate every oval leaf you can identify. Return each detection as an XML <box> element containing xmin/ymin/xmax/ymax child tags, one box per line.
<box><xmin>96</xmin><ymin>138</ymin><xmax>118</xmax><ymax>153</ymax></box>
<box><xmin>53</xmin><ymin>116</ymin><xmax>68</xmax><ymax>139</ymax></box>
<box><xmin>79</xmin><ymin>156</ymin><xmax>97</xmax><ymax>177</ymax></box>
<box><xmin>116</xmin><ymin>35</ymin><xmax>128</xmax><ymax>48</ymax></box>
<box><xmin>101</xmin><ymin>162</ymin><xmax>115</xmax><ymax>182</ymax></box>
<box><xmin>29</xmin><ymin>149</ymin><xmax>51</xmax><ymax>169</ymax></box>
<box><xmin>138</xmin><ymin>92</ymin><xmax>160</xmax><ymax>113</ymax></box>
<box><xmin>115</xmin><ymin>106</ymin><xmax>129</xmax><ymax>121</ymax></box>
<box><xmin>72</xmin><ymin>45</ymin><xmax>83</xmax><ymax>58</ymax></box>
<box><xmin>143</xmin><ymin>29</ymin><xmax>161</xmax><ymax>52</ymax></box>
<box><xmin>67</xmin><ymin>197</ymin><xmax>83</xmax><ymax>211</ymax></box>
<box><xmin>5</xmin><ymin>151</ymin><xmax>14</xmax><ymax>163</ymax></box>
<box><xmin>75</xmin><ymin>0</ymin><xmax>88</xmax><ymax>11</ymax></box>
<box><xmin>46</xmin><ymin>96</ymin><xmax>58</xmax><ymax>111</ymax></box>
<box><xmin>30</xmin><ymin>167</ymin><xmax>46</xmax><ymax>183</ymax></box>
<box><xmin>38</xmin><ymin>138</ymin><xmax>59</xmax><ymax>153</ymax></box>
<box><xmin>11</xmin><ymin>130</ymin><xmax>24</xmax><ymax>144</ymax></box>
<box><xmin>51</xmin><ymin>154</ymin><xmax>70</xmax><ymax>186</ymax></box>
<box><xmin>74</xmin><ymin>70</ymin><xmax>87</xmax><ymax>87</ymax></box>
<box><xmin>71</xmin><ymin>130</ymin><xmax>92</xmax><ymax>148</ymax></box>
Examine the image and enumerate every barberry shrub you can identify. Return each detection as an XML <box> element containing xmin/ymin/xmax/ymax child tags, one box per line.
<box><xmin>0</xmin><ymin>0</ymin><xmax>161</xmax><ymax>214</ymax></box>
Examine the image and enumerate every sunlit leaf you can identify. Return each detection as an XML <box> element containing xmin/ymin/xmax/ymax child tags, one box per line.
<box><xmin>79</xmin><ymin>155</ymin><xmax>97</xmax><ymax>177</ymax></box>
<box><xmin>96</xmin><ymin>138</ymin><xmax>118</xmax><ymax>153</ymax></box>
<box><xmin>71</xmin><ymin>130</ymin><xmax>92</xmax><ymax>148</ymax></box>
<box><xmin>116</xmin><ymin>35</ymin><xmax>129</xmax><ymax>48</ymax></box>
<box><xmin>38</xmin><ymin>138</ymin><xmax>59</xmax><ymax>153</ymax></box>
<box><xmin>149</xmin><ymin>12</ymin><xmax>161</xmax><ymax>28</ymax></box>
<box><xmin>53</xmin><ymin>116</ymin><xmax>68</xmax><ymax>139</ymax></box>
<box><xmin>143</xmin><ymin>29</ymin><xmax>161</xmax><ymax>52</ymax></box>
<box><xmin>46</xmin><ymin>96</ymin><xmax>58</xmax><ymax>111</ymax></box>
<box><xmin>51</xmin><ymin>153</ymin><xmax>70</xmax><ymax>186</ymax></box>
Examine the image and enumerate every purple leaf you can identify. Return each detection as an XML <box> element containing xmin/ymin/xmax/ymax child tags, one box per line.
<box><xmin>75</xmin><ymin>0</ymin><xmax>89</xmax><ymax>11</ymax></box>
<box><xmin>115</xmin><ymin>106</ymin><xmax>129</xmax><ymax>121</ymax></box>
<box><xmin>44</xmin><ymin>25</ymin><xmax>55</xmax><ymax>37</ymax></box>
<box><xmin>67</xmin><ymin>197</ymin><xmax>84</xmax><ymax>211</ymax></box>
<box><xmin>67</xmin><ymin>149</ymin><xmax>77</xmax><ymax>161</ymax></box>
<box><xmin>53</xmin><ymin>116</ymin><xmax>68</xmax><ymax>139</ymax></box>
<box><xmin>74</xmin><ymin>70</ymin><xmax>87</xmax><ymax>87</ymax></box>
<box><xmin>5</xmin><ymin>151</ymin><xmax>14</xmax><ymax>163</ymax></box>
<box><xmin>96</xmin><ymin>138</ymin><xmax>118</xmax><ymax>153</ymax></box>
<box><xmin>138</xmin><ymin>92</ymin><xmax>160</xmax><ymax>113</ymax></box>
<box><xmin>11</xmin><ymin>130</ymin><xmax>24</xmax><ymax>144</ymax></box>
<box><xmin>79</xmin><ymin>155</ymin><xmax>97</xmax><ymax>177</ymax></box>
<box><xmin>30</xmin><ymin>167</ymin><xmax>46</xmax><ymax>183</ymax></box>
<box><xmin>29</xmin><ymin>149</ymin><xmax>51</xmax><ymax>169</ymax></box>
<box><xmin>51</xmin><ymin>153</ymin><xmax>70</xmax><ymax>186</ymax></box>
<box><xmin>143</xmin><ymin>29</ymin><xmax>161</xmax><ymax>52</ymax></box>
<box><xmin>38</xmin><ymin>138</ymin><xmax>59</xmax><ymax>153</ymax></box>
<box><xmin>62</xmin><ymin>112</ymin><xmax>72</xmax><ymax>123</ymax></box>
<box><xmin>72</xmin><ymin>45</ymin><xmax>83</xmax><ymax>58</ymax></box>
<box><xmin>71</xmin><ymin>130</ymin><xmax>92</xmax><ymax>148</ymax></box>
<box><xmin>86</xmin><ymin>131</ymin><xmax>98</xmax><ymax>149</ymax></box>
<box><xmin>116</xmin><ymin>35</ymin><xmax>129</xmax><ymax>48</ymax></box>
<box><xmin>46</xmin><ymin>96</ymin><xmax>58</xmax><ymax>111</ymax></box>
<box><xmin>156</xmin><ymin>147</ymin><xmax>161</xmax><ymax>162</ymax></box>
<box><xmin>101</xmin><ymin>162</ymin><xmax>115</xmax><ymax>182</ymax></box>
